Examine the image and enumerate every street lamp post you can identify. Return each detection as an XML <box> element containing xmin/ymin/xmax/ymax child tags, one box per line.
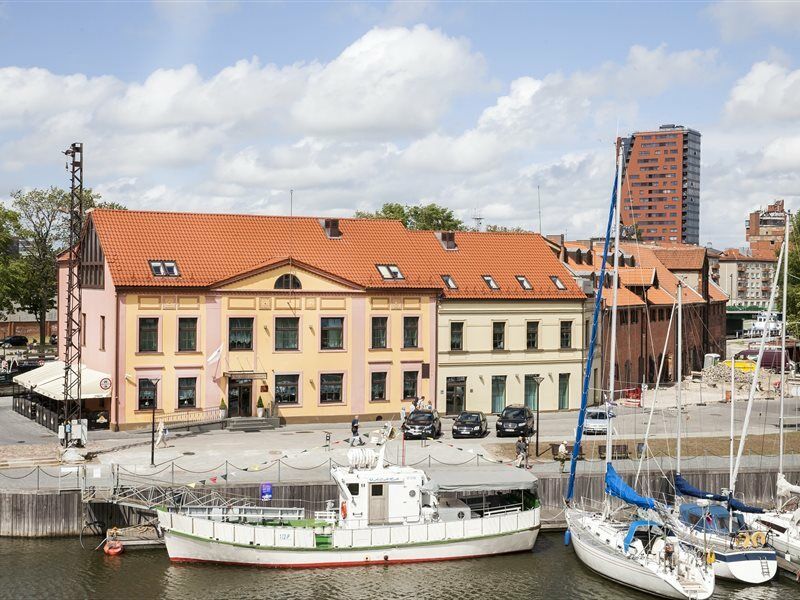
<box><xmin>533</xmin><ymin>375</ymin><xmax>545</xmax><ymax>459</ymax></box>
<box><xmin>148</xmin><ymin>378</ymin><xmax>160</xmax><ymax>467</ymax></box>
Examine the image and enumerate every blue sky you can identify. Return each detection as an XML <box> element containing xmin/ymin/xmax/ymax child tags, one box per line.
<box><xmin>1</xmin><ymin>1</ymin><xmax>798</xmax><ymax>248</ymax></box>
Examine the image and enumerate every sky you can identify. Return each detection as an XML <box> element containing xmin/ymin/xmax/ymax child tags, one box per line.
<box><xmin>0</xmin><ymin>0</ymin><xmax>798</xmax><ymax>249</ymax></box>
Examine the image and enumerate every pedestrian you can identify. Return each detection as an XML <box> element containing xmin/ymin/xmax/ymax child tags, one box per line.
<box><xmin>557</xmin><ymin>440</ymin><xmax>569</xmax><ymax>473</ymax></box>
<box><xmin>515</xmin><ymin>436</ymin><xmax>528</xmax><ymax>468</ymax></box>
<box><xmin>350</xmin><ymin>415</ymin><xmax>365</xmax><ymax>447</ymax></box>
<box><xmin>411</xmin><ymin>397</ymin><xmax>418</xmax><ymax>412</ymax></box>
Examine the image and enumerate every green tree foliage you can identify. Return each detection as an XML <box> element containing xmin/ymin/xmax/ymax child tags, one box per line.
<box><xmin>355</xmin><ymin>202</ymin><xmax>464</xmax><ymax>231</ymax></box>
<box><xmin>7</xmin><ymin>187</ymin><xmax>112</xmax><ymax>346</ymax></box>
<box><xmin>784</xmin><ymin>212</ymin><xmax>800</xmax><ymax>337</ymax></box>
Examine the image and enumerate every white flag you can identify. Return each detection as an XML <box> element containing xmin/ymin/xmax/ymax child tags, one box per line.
<box><xmin>207</xmin><ymin>344</ymin><xmax>222</xmax><ymax>364</ymax></box>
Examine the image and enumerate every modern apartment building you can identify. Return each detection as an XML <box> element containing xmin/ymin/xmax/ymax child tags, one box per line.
<box><xmin>746</xmin><ymin>199</ymin><xmax>787</xmax><ymax>258</ymax></box>
<box><xmin>618</xmin><ymin>124</ymin><xmax>701</xmax><ymax>245</ymax></box>
<box><xmin>718</xmin><ymin>248</ymin><xmax>777</xmax><ymax>308</ymax></box>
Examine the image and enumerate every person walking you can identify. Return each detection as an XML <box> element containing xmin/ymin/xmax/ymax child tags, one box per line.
<box><xmin>350</xmin><ymin>415</ymin><xmax>365</xmax><ymax>447</ymax></box>
<box><xmin>557</xmin><ymin>440</ymin><xmax>569</xmax><ymax>473</ymax></box>
<box><xmin>515</xmin><ymin>436</ymin><xmax>528</xmax><ymax>468</ymax></box>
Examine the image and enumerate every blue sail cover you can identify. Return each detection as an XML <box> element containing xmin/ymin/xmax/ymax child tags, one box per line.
<box><xmin>623</xmin><ymin>520</ymin><xmax>663</xmax><ymax>552</ymax></box>
<box><xmin>675</xmin><ymin>474</ymin><xmax>727</xmax><ymax>502</ymax></box>
<box><xmin>566</xmin><ymin>171</ymin><xmax>618</xmax><ymax>503</ymax></box>
<box><xmin>605</xmin><ymin>464</ymin><xmax>656</xmax><ymax>510</ymax></box>
<box><xmin>728</xmin><ymin>496</ymin><xmax>764</xmax><ymax>514</ymax></box>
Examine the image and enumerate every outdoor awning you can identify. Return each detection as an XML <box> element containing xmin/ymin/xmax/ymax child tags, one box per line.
<box><xmin>423</xmin><ymin>467</ymin><xmax>538</xmax><ymax>494</ymax></box>
<box><xmin>13</xmin><ymin>361</ymin><xmax>111</xmax><ymax>401</ymax></box>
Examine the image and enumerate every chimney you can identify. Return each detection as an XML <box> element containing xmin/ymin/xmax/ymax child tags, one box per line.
<box><xmin>438</xmin><ymin>231</ymin><xmax>457</xmax><ymax>250</ymax></box>
<box><xmin>321</xmin><ymin>218</ymin><xmax>342</xmax><ymax>239</ymax></box>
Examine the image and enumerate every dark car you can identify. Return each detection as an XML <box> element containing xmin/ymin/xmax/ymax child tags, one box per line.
<box><xmin>496</xmin><ymin>405</ymin><xmax>536</xmax><ymax>437</ymax></box>
<box><xmin>0</xmin><ymin>335</ymin><xmax>28</xmax><ymax>348</ymax></box>
<box><xmin>403</xmin><ymin>409</ymin><xmax>442</xmax><ymax>439</ymax></box>
<box><xmin>452</xmin><ymin>411</ymin><xmax>488</xmax><ymax>438</ymax></box>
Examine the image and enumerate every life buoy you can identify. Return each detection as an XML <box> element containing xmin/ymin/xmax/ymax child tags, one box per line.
<box><xmin>736</xmin><ymin>532</ymin><xmax>752</xmax><ymax>548</ymax></box>
<box><xmin>750</xmin><ymin>531</ymin><xmax>767</xmax><ymax>547</ymax></box>
<box><xmin>340</xmin><ymin>501</ymin><xmax>347</xmax><ymax>520</ymax></box>
<box><xmin>706</xmin><ymin>549</ymin><xmax>716</xmax><ymax>564</ymax></box>
<box><xmin>103</xmin><ymin>540</ymin><xmax>124</xmax><ymax>556</ymax></box>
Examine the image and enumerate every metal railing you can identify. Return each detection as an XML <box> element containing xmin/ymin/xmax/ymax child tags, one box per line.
<box><xmin>160</xmin><ymin>407</ymin><xmax>225</xmax><ymax>428</ymax></box>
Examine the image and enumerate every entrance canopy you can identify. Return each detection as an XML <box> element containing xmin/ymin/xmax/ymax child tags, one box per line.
<box><xmin>424</xmin><ymin>467</ymin><xmax>537</xmax><ymax>494</ymax></box>
<box><xmin>13</xmin><ymin>361</ymin><xmax>111</xmax><ymax>401</ymax></box>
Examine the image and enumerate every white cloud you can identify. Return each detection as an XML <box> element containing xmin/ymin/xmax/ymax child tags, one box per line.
<box><xmin>291</xmin><ymin>26</ymin><xmax>486</xmax><ymax>136</ymax></box>
<box><xmin>707</xmin><ymin>1</ymin><xmax>800</xmax><ymax>40</ymax></box>
<box><xmin>724</xmin><ymin>61</ymin><xmax>800</xmax><ymax>123</ymax></box>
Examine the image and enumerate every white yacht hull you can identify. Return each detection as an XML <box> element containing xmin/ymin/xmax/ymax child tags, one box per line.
<box><xmin>163</xmin><ymin>526</ymin><xmax>538</xmax><ymax>568</ymax></box>
<box><xmin>566</xmin><ymin>509</ymin><xmax>714</xmax><ymax>599</ymax></box>
<box><xmin>674</xmin><ymin>528</ymin><xmax>777</xmax><ymax>583</ymax></box>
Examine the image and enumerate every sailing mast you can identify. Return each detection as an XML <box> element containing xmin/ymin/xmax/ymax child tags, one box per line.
<box><xmin>676</xmin><ymin>282</ymin><xmax>683</xmax><ymax>474</ymax></box>
<box><xmin>604</xmin><ymin>145</ymin><xmax>623</xmax><ymax>515</ymax></box>
<box><xmin>779</xmin><ymin>213</ymin><xmax>789</xmax><ymax>479</ymax></box>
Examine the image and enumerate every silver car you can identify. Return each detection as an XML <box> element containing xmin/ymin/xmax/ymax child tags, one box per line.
<box><xmin>584</xmin><ymin>407</ymin><xmax>615</xmax><ymax>435</ymax></box>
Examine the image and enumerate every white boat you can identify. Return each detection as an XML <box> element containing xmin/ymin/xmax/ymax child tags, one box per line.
<box><xmin>563</xmin><ymin>146</ymin><xmax>715</xmax><ymax>599</ymax></box>
<box><xmin>667</xmin><ymin>283</ymin><xmax>777</xmax><ymax>584</ymax></box>
<box><xmin>566</xmin><ymin>509</ymin><xmax>714</xmax><ymax>599</ymax></box>
<box><xmin>157</xmin><ymin>437</ymin><xmax>540</xmax><ymax>568</ymax></box>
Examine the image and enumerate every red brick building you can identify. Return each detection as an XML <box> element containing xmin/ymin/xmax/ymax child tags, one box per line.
<box><xmin>746</xmin><ymin>199</ymin><xmax>787</xmax><ymax>258</ymax></box>
<box><xmin>557</xmin><ymin>240</ymin><xmax>726</xmax><ymax>393</ymax></box>
<box><xmin>617</xmin><ymin>124</ymin><xmax>701</xmax><ymax>245</ymax></box>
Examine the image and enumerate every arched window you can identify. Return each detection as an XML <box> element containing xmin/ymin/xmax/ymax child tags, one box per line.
<box><xmin>275</xmin><ymin>274</ymin><xmax>301</xmax><ymax>290</ymax></box>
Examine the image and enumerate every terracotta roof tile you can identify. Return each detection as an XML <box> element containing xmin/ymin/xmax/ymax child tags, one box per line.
<box><xmin>719</xmin><ymin>248</ymin><xmax>777</xmax><ymax>262</ymax></box>
<box><xmin>90</xmin><ymin>210</ymin><xmax>586</xmax><ymax>300</ymax></box>
<box><xmin>618</xmin><ymin>268</ymin><xmax>656</xmax><ymax>287</ymax></box>
<box><xmin>650</xmin><ymin>246</ymin><xmax>707</xmax><ymax>270</ymax></box>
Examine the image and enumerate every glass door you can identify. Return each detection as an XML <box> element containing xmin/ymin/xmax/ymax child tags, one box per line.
<box><xmin>445</xmin><ymin>377</ymin><xmax>466</xmax><ymax>414</ymax></box>
<box><xmin>228</xmin><ymin>379</ymin><xmax>253</xmax><ymax>417</ymax></box>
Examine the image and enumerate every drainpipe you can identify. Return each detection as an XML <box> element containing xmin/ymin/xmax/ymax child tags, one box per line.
<box><xmin>113</xmin><ymin>291</ymin><xmax>120</xmax><ymax>432</ymax></box>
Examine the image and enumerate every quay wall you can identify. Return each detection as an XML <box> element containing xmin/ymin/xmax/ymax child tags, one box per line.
<box><xmin>1</xmin><ymin>469</ymin><xmax>797</xmax><ymax>538</ymax></box>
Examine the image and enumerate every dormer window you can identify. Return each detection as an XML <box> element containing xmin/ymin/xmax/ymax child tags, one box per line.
<box><xmin>149</xmin><ymin>260</ymin><xmax>180</xmax><ymax>277</ymax></box>
<box><xmin>438</xmin><ymin>231</ymin><xmax>457</xmax><ymax>250</ymax></box>
<box><xmin>441</xmin><ymin>274</ymin><xmax>457</xmax><ymax>289</ymax></box>
<box><xmin>482</xmin><ymin>275</ymin><xmax>499</xmax><ymax>290</ymax></box>
<box><xmin>551</xmin><ymin>275</ymin><xmax>566</xmax><ymax>290</ymax></box>
<box><xmin>516</xmin><ymin>275</ymin><xmax>532</xmax><ymax>290</ymax></box>
<box><xmin>376</xmin><ymin>264</ymin><xmax>404</xmax><ymax>280</ymax></box>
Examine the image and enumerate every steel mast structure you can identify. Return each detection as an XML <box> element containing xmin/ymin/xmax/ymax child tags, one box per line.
<box><xmin>62</xmin><ymin>142</ymin><xmax>83</xmax><ymax>446</ymax></box>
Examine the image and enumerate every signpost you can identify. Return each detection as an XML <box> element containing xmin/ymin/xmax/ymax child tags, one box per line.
<box><xmin>260</xmin><ymin>482</ymin><xmax>272</xmax><ymax>501</ymax></box>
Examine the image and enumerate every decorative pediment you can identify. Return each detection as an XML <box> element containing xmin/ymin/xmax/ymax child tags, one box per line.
<box><xmin>212</xmin><ymin>258</ymin><xmax>363</xmax><ymax>293</ymax></box>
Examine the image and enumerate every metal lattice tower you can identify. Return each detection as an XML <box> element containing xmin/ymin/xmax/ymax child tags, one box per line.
<box><xmin>62</xmin><ymin>142</ymin><xmax>83</xmax><ymax>441</ymax></box>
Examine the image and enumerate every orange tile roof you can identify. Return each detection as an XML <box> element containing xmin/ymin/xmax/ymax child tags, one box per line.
<box><xmin>602</xmin><ymin>286</ymin><xmax>647</xmax><ymax>307</ymax></box>
<box><xmin>708</xmin><ymin>281</ymin><xmax>728</xmax><ymax>302</ymax></box>
<box><xmin>618</xmin><ymin>242</ymin><xmax>705</xmax><ymax>306</ymax></box>
<box><xmin>89</xmin><ymin>210</ymin><xmax>586</xmax><ymax>300</ymax></box>
<box><xmin>651</xmin><ymin>246</ymin><xmax>707</xmax><ymax>271</ymax></box>
<box><xmin>618</xmin><ymin>268</ymin><xmax>656</xmax><ymax>287</ymax></box>
<box><xmin>719</xmin><ymin>248</ymin><xmax>777</xmax><ymax>262</ymax></box>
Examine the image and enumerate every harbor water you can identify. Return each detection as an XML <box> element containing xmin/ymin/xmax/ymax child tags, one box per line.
<box><xmin>0</xmin><ymin>533</ymin><xmax>793</xmax><ymax>599</ymax></box>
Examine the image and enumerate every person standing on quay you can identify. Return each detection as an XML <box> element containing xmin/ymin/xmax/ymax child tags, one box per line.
<box><xmin>350</xmin><ymin>415</ymin><xmax>365</xmax><ymax>447</ymax></box>
<box><xmin>515</xmin><ymin>436</ymin><xmax>528</xmax><ymax>468</ymax></box>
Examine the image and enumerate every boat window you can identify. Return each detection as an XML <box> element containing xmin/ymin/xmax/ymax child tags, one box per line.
<box><xmin>371</xmin><ymin>484</ymin><xmax>384</xmax><ymax>497</ymax></box>
<box><xmin>347</xmin><ymin>483</ymin><xmax>359</xmax><ymax>496</ymax></box>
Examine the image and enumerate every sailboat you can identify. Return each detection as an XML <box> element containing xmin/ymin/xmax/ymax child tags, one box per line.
<box><xmin>665</xmin><ymin>283</ymin><xmax>777</xmax><ymax>583</ymax></box>
<box><xmin>748</xmin><ymin>214</ymin><xmax>800</xmax><ymax>561</ymax></box>
<box><xmin>564</xmin><ymin>147</ymin><xmax>715</xmax><ymax>600</ymax></box>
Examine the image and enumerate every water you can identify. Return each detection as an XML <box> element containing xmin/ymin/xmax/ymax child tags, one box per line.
<box><xmin>0</xmin><ymin>534</ymin><xmax>793</xmax><ymax>599</ymax></box>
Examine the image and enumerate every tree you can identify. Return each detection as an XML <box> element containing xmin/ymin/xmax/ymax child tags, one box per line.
<box><xmin>484</xmin><ymin>224</ymin><xmax>528</xmax><ymax>233</ymax></box>
<box><xmin>355</xmin><ymin>202</ymin><xmax>464</xmax><ymax>230</ymax></box>
<box><xmin>784</xmin><ymin>212</ymin><xmax>800</xmax><ymax>337</ymax></box>
<box><xmin>8</xmin><ymin>187</ymin><xmax>108</xmax><ymax>346</ymax></box>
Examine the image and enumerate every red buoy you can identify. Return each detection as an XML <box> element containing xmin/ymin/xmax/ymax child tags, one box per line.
<box><xmin>104</xmin><ymin>540</ymin><xmax>124</xmax><ymax>556</ymax></box>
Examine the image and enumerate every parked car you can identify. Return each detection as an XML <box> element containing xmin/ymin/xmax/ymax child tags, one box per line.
<box><xmin>452</xmin><ymin>411</ymin><xmax>488</xmax><ymax>438</ymax></box>
<box><xmin>0</xmin><ymin>335</ymin><xmax>28</xmax><ymax>348</ymax></box>
<box><xmin>496</xmin><ymin>405</ymin><xmax>535</xmax><ymax>437</ymax></box>
<box><xmin>584</xmin><ymin>407</ymin><xmax>616</xmax><ymax>435</ymax></box>
<box><xmin>402</xmin><ymin>409</ymin><xmax>442</xmax><ymax>439</ymax></box>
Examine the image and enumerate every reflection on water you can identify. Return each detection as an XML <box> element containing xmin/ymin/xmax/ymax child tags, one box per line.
<box><xmin>0</xmin><ymin>533</ymin><xmax>793</xmax><ymax>599</ymax></box>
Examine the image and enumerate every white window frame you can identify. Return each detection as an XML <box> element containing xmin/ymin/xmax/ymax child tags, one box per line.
<box><xmin>515</xmin><ymin>275</ymin><xmax>532</xmax><ymax>290</ymax></box>
<box><xmin>482</xmin><ymin>275</ymin><xmax>499</xmax><ymax>290</ymax></box>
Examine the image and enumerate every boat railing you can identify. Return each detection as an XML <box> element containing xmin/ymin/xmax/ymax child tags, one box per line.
<box><xmin>313</xmin><ymin>510</ymin><xmax>339</xmax><ymax>523</ymax></box>
<box><xmin>483</xmin><ymin>503</ymin><xmax>523</xmax><ymax>517</ymax></box>
<box><xmin>161</xmin><ymin>505</ymin><xmax>539</xmax><ymax>550</ymax></box>
<box><xmin>180</xmin><ymin>505</ymin><xmax>306</xmax><ymax>522</ymax></box>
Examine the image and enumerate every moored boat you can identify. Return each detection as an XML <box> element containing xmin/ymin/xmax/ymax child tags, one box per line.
<box><xmin>157</xmin><ymin>437</ymin><xmax>540</xmax><ymax>568</ymax></box>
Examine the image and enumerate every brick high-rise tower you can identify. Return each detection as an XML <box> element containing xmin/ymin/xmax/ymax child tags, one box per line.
<box><xmin>617</xmin><ymin>124</ymin><xmax>701</xmax><ymax>244</ymax></box>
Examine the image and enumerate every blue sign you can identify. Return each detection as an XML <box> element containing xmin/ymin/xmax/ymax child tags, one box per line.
<box><xmin>260</xmin><ymin>482</ymin><xmax>272</xmax><ymax>501</ymax></box>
